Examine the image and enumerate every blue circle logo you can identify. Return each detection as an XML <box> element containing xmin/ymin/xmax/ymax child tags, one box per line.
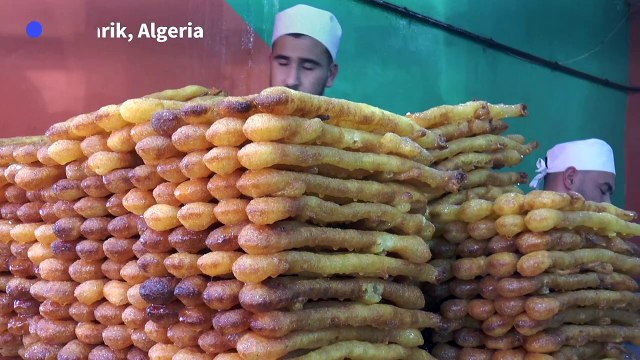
<box><xmin>26</xmin><ymin>21</ymin><xmax>42</xmax><ymax>38</ymax></box>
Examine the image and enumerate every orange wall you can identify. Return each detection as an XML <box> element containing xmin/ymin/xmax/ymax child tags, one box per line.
<box><xmin>0</xmin><ymin>0</ymin><xmax>270</xmax><ymax>138</ymax></box>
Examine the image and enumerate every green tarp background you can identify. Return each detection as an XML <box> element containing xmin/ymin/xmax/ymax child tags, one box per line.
<box><xmin>228</xmin><ymin>0</ymin><xmax>630</xmax><ymax>206</ymax></box>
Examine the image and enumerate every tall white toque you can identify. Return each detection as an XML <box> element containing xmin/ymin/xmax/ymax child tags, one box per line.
<box><xmin>529</xmin><ymin>138</ymin><xmax>615</xmax><ymax>188</ymax></box>
<box><xmin>271</xmin><ymin>4</ymin><xmax>342</xmax><ymax>61</ymax></box>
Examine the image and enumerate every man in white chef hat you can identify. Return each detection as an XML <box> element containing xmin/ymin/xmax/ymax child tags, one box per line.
<box><xmin>529</xmin><ymin>138</ymin><xmax>616</xmax><ymax>203</ymax></box>
<box><xmin>270</xmin><ymin>4</ymin><xmax>342</xmax><ymax>95</ymax></box>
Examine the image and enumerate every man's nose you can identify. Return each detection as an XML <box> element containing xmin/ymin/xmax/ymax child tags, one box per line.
<box><xmin>285</xmin><ymin>67</ymin><xmax>301</xmax><ymax>89</ymax></box>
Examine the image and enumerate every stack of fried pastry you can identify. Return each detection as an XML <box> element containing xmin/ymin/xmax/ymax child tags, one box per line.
<box><xmin>0</xmin><ymin>85</ymin><xmax>484</xmax><ymax>359</ymax></box>
<box><xmin>0</xmin><ymin>85</ymin><xmax>224</xmax><ymax>359</ymax></box>
<box><xmin>0</xmin><ymin>137</ymin><xmax>51</xmax><ymax>359</ymax></box>
<box><xmin>406</xmin><ymin>100</ymin><xmax>532</xmax><ymax>303</ymax></box>
<box><xmin>135</xmin><ymin>86</ymin><xmax>464</xmax><ymax>359</ymax></box>
<box><xmin>406</xmin><ymin>100</ymin><xmax>533</xmax><ymax>204</ymax></box>
<box><xmin>429</xmin><ymin>190</ymin><xmax>640</xmax><ymax>359</ymax></box>
<box><xmin>407</xmin><ymin>102</ymin><xmax>640</xmax><ymax>358</ymax></box>
<box><xmin>213</xmin><ymin>87</ymin><xmax>470</xmax><ymax>360</ymax></box>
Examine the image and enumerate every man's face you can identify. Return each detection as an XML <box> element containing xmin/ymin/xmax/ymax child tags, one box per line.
<box><xmin>573</xmin><ymin>170</ymin><xmax>616</xmax><ymax>203</ymax></box>
<box><xmin>270</xmin><ymin>34</ymin><xmax>337</xmax><ymax>96</ymax></box>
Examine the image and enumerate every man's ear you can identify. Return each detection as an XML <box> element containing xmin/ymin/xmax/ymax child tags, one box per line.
<box><xmin>562</xmin><ymin>167</ymin><xmax>578</xmax><ymax>191</ymax></box>
<box><xmin>325</xmin><ymin>63</ymin><xmax>339</xmax><ymax>88</ymax></box>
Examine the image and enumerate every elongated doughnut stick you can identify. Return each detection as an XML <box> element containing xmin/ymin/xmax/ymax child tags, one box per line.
<box><xmin>468</xmin><ymin>299</ymin><xmax>496</xmax><ymax>321</ymax></box>
<box><xmin>497</xmin><ymin>272</ymin><xmax>638</xmax><ymax>298</ymax></box>
<box><xmin>484</xmin><ymin>333</ymin><xmax>525</xmax><ymax>352</ymax></box>
<box><xmin>525</xmin><ymin>190</ymin><xmax>636</xmax><ymax>221</ymax></box>
<box><xmin>249</xmin><ymin>301</ymin><xmax>442</xmax><ymax>338</ymax></box>
<box><xmin>232</xmin><ymin>251</ymin><xmax>450</xmax><ymax>284</ymax></box>
<box><xmin>436</xmin><ymin>221</ymin><xmax>469</xmax><ymax>243</ymax></box>
<box><xmin>455</xmin><ymin>238</ymin><xmax>488</xmax><ymax>258</ymax></box>
<box><xmin>515</xmin><ymin>230</ymin><xmax>584</xmax><ymax>254</ymax></box>
<box><xmin>238</xmin><ymin>221</ymin><xmax>430</xmax><ymax>263</ymax></box>
<box><xmin>237</xmin><ymin>169</ymin><xmax>427</xmax><ymax>210</ymax></box>
<box><xmin>456</xmin><ymin>348</ymin><xmax>494</xmax><ymax>360</ymax></box>
<box><xmin>87</xmin><ymin>151</ymin><xmax>138</xmax><ymax>176</ymax></box>
<box><xmin>524</xmin><ymin>290</ymin><xmax>640</xmax><ymax>321</ymax></box>
<box><xmin>0</xmin><ymin>136</ymin><xmax>47</xmax><ymax>146</ymax></box>
<box><xmin>494</xmin><ymin>297</ymin><xmax>526</xmax><ymax>317</ymax></box>
<box><xmin>150</xmin><ymin>109</ymin><xmax>185</xmax><ymax>136</ymax></box>
<box><xmin>243</xmin><ymin>114</ymin><xmax>434</xmax><ymax>164</ymax></box>
<box><xmin>431</xmin><ymin>186</ymin><xmax>521</xmax><ymax>207</ymax></box>
<box><xmin>246</xmin><ymin>196</ymin><xmax>432</xmax><ymax>237</ymax></box>
<box><xmin>439</xmin><ymin>299</ymin><xmax>469</xmax><ymax>320</ymax></box>
<box><xmin>523</xmin><ymin>325</ymin><xmax>640</xmax><ymax>353</ymax></box>
<box><xmin>452</xmin><ymin>327</ymin><xmax>483</xmax><ymax>348</ymax></box>
<box><xmin>485</xmin><ymin>234</ymin><xmax>516</xmax><ymax>254</ymax></box>
<box><xmin>429</xmin><ymin>199</ymin><xmax>494</xmax><ymax>223</ymax></box>
<box><xmin>203</xmin><ymin>146</ymin><xmax>241</xmax><ymax>175</ymax></box>
<box><xmin>216</xmin><ymin>94</ymin><xmax>261</xmax><ymax>119</ymax></box>
<box><xmin>197</xmin><ymin>251</ymin><xmax>242</xmax><ymax>277</ymax></box>
<box><xmin>135</xmin><ymin>136</ymin><xmax>182</xmax><ymax>165</ymax></box>
<box><xmin>517</xmin><ymin>249</ymin><xmax>640</xmax><ymax>277</ymax></box>
<box><xmin>482</xmin><ymin>313</ymin><xmax>515</xmax><ymax>337</ymax></box>
<box><xmin>14</xmin><ymin>165</ymin><xmax>65</xmax><ymax>191</ymax></box>
<box><xmin>565</xmin><ymin>191</ymin><xmax>637</xmax><ymax>221</ymax></box>
<box><xmin>493</xmin><ymin>192</ymin><xmax>526</xmax><ymax>215</ymax></box>
<box><xmin>487</xmin><ymin>103</ymin><xmax>528</xmax><ymax>119</ymax></box>
<box><xmin>435</xmin><ymin>148</ymin><xmax>530</xmax><ymax>172</ymax></box>
<box><xmin>253</xmin><ymin>87</ymin><xmax>444</xmax><ymax>149</ymax></box>
<box><xmin>119</xmin><ymin>98</ymin><xmax>185</xmax><ymax>124</ymax></box>
<box><xmin>171</xmin><ymin>124</ymin><xmax>211</xmax><ymax>152</ymax></box>
<box><xmin>406</xmin><ymin>101</ymin><xmax>489</xmax><ymax>128</ymax></box>
<box><xmin>453</xmin><ymin>252</ymin><xmax>519</xmax><ymax>280</ymax></box>
<box><xmin>143</xmin><ymin>85</ymin><xmax>213</xmax><ymax>101</ymax></box>
<box><xmin>206</xmin><ymin>117</ymin><xmax>247</xmax><ymax>146</ymax></box>
<box><xmin>13</xmin><ymin>143</ymin><xmax>43</xmax><ymax>164</ymax></box>
<box><xmin>430</xmin><ymin>134</ymin><xmax>535</xmax><ymax>163</ymax></box>
<box><xmin>432</xmin><ymin>318</ymin><xmax>480</xmax><ymax>337</ymax></box>
<box><xmin>237</xmin><ymin>328</ymin><xmax>424</xmax><ymax>360</ymax></box>
<box><xmin>287</xmin><ymin>340</ymin><xmax>435</xmax><ymax>360</ymax></box>
<box><xmin>430</xmin><ymin>343</ymin><xmax>460</xmax><ymax>360</ymax></box>
<box><xmin>429</xmin><ymin>238</ymin><xmax>456</xmax><ymax>259</ymax></box>
<box><xmin>431</xmin><ymin>118</ymin><xmax>508</xmax><ymax>142</ymax></box>
<box><xmin>545</xmin><ymin>343</ymin><xmax>605</xmax><ymax>360</ymax></box>
<box><xmin>586</xmin><ymin>231</ymin><xmax>640</xmax><ymax>257</ymax></box>
<box><xmin>177</xmin><ymin>98</ymin><xmax>226</xmax><ymax>126</ymax></box>
<box><xmin>493</xmin><ymin>214</ymin><xmax>526</xmax><ymax>238</ymax></box>
<box><xmin>238</xmin><ymin>142</ymin><xmax>465</xmax><ymax>192</ymax></box>
<box><xmin>48</xmin><ymin>140</ymin><xmax>84</xmax><ymax>165</ymax></box>
<box><xmin>514</xmin><ymin>308</ymin><xmax>640</xmax><ymax>336</ymax></box>
<box><xmin>239</xmin><ymin>276</ymin><xmax>425</xmax><ymax>312</ymax></box>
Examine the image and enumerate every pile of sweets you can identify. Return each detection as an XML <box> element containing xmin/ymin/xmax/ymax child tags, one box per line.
<box><xmin>0</xmin><ymin>85</ymin><xmax>514</xmax><ymax>360</ymax></box>
<box><xmin>412</xmin><ymin>103</ymin><xmax>640</xmax><ymax>359</ymax></box>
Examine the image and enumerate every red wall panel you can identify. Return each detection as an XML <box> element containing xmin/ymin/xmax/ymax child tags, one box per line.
<box><xmin>0</xmin><ymin>0</ymin><xmax>270</xmax><ymax>138</ymax></box>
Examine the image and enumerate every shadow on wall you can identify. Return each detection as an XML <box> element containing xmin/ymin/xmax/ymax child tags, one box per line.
<box><xmin>0</xmin><ymin>71</ymin><xmax>48</xmax><ymax>136</ymax></box>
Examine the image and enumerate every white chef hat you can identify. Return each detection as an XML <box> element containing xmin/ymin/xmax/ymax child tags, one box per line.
<box><xmin>271</xmin><ymin>4</ymin><xmax>342</xmax><ymax>61</ymax></box>
<box><xmin>529</xmin><ymin>138</ymin><xmax>615</xmax><ymax>188</ymax></box>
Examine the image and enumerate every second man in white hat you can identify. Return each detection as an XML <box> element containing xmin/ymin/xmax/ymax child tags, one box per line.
<box><xmin>270</xmin><ymin>4</ymin><xmax>342</xmax><ymax>96</ymax></box>
<box><xmin>529</xmin><ymin>138</ymin><xmax>616</xmax><ymax>203</ymax></box>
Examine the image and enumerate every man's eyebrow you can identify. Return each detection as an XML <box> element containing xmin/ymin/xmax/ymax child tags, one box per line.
<box><xmin>272</xmin><ymin>55</ymin><xmax>324</xmax><ymax>67</ymax></box>
<box><xmin>299</xmin><ymin>58</ymin><xmax>323</xmax><ymax>67</ymax></box>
